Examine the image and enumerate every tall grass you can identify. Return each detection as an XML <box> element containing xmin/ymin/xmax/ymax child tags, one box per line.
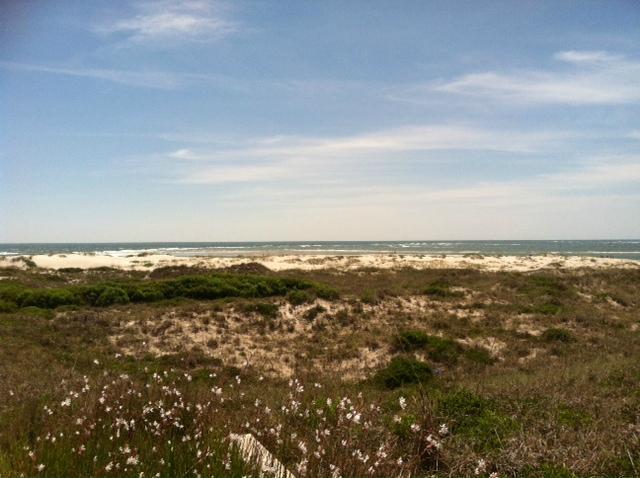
<box><xmin>1</xmin><ymin>366</ymin><xmax>449</xmax><ymax>478</ymax></box>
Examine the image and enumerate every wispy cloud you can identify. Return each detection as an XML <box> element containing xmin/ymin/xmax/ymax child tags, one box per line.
<box><xmin>157</xmin><ymin>124</ymin><xmax>572</xmax><ymax>185</ymax></box>
<box><xmin>95</xmin><ymin>0</ymin><xmax>238</xmax><ymax>45</ymax></box>
<box><xmin>552</xmin><ymin>50</ymin><xmax>621</xmax><ymax>64</ymax></box>
<box><xmin>395</xmin><ymin>51</ymin><xmax>640</xmax><ymax>106</ymax></box>
<box><xmin>171</xmin><ymin>124</ymin><xmax>565</xmax><ymax>161</ymax></box>
<box><xmin>0</xmin><ymin>60</ymin><xmax>185</xmax><ymax>89</ymax></box>
<box><xmin>205</xmin><ymin>155</ymin><xmax>640</xmax><ymax>210</ymax></box>
<box><xmin>0</xmin><ymin>60</ymin><xmax>367</xmax><ymax>94</ymax></box>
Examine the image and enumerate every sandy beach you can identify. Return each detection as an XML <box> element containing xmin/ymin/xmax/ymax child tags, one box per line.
<box><xmin>3</xmin><ymin>252</ymin><xmax>639</xmax><ymax>272</ymax></box>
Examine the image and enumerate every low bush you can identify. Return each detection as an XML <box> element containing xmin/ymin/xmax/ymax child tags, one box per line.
<box><xmin>0</xmin><ymin>273</ymin><xmax>334</xmax><ymax>310</ymax></box>
<box><xmin>541</xmin><ymin>327</ymin><xmax>574</xmax><ymax>343</ymax></box>
<box><xmin>303</xmin><ymin>304</ymin><xmax>326</xmax><ymax>322</ymax></box>
<box><xmin>243</xmin><ymin>302</ymin><xmax>279</xmax><ymax>319</ymax></box>
<box><xmin>393</xmin><ymin>331</ymin><xmax>461</xmax><ymax>363</ymax></box>
<box><xmin>424</xmin><ymin>281</ymin><xmax>463</xmax><ymax>299</ymax></box>
<box><xmin>393</xmin><ymin>330</ymin><xmax>430</xmax><ymax>351</ymax></box>
<box><xmin>19</xmin><ymin>289</ymin><xmax>79</xmax><ymax>309</ymax></box>
<box><xmin>287</xmin><ymin>289</ymin><xmax>313</xmax><ymax>305</ymax></box>
<box><xmin>463</xmin><ymin>346</ymin><xmax>495</xmax><ymax>365</ymax></box>
<box><xmin>95</xmin><ymin>286</ymin><xmax>130</xmax><ymax>306</ymax></box>
<box><xmin>314</xmin><ymin>284</ymin><xmax>340</xmax><ymax>301</ymax></box>
<box><xmin>374</xmin><ymin>356</ymin><xmax>433</xmax><ymax>389</ymax></box>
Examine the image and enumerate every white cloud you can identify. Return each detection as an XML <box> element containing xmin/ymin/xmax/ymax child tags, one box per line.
<box><xmin>0</xmin><ymin>60</ymin><xmax>260</xmax><ymax>91</ymax></box>
<box><xmin>169</xmin><ymin>148</ymin><xmax>198</xmax><ymax>159</ymax></box>
<box><xmin>169</xmin><ymin>124</ymin><xmax>565</xmax><ymax>165</ymax></box>
<box><xmin>210</xmin><ymin>156</ymin><xmax>640</xmax><ymax>209</ymax></box>
<box><xmin>160</xmin><ymin>125</ymin><xmax>567</xmax><ymax>184</ymax></box>
<box><xmin>164</xmin><ymin>124</ymin><xmax>569</xmax><ymax>185</ymax></box>
<box><xmin>411</xmin><ymin>51</ymin><xmax>640</xmax><ymax>106</ymax></box>
<box><xmin>553</xmin><ymin>50</ymin><xmax>621</xmax><ymax>64</ymax></box>
<box><xmin>0</xmin><ymin>61</ymin><xmax>183</xmax><ymax>89</ymax></box>
<box><xmin>0</xmin><ymin>61</ymin><xmax>364</xmax><ymax>94</ymax></box>
<box><xmin>96</xmin><ymin>0</ymin><xmax>238</xmax><ymax>44</ymax></box>
<box><xmin>181</xmin><ymin>164</ymin><xmax>292</xmax><ymax>183</ymax></box>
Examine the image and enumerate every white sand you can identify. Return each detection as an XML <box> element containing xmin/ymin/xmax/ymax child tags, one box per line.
<box><xmin>2</xmin><ymin>252</ymin><xmax>638</xmax><ymax>272</ymax></box>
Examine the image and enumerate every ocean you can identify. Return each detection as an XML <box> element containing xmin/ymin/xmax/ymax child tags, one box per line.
<box><xmin>1</xmin><ymin>240</ymin><xmax>639</xmax><ymax>260</ymax></box>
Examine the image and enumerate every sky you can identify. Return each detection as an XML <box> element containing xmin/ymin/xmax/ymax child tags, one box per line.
<box><xmin>1</xmin><ymin>0</ymin><xmax>639</xmax><ymax>242</ymax></box>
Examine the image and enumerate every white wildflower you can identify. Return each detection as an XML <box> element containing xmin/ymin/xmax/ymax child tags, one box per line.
<box><xmin>475</xmin><ymin>459</ymin><xmax>487</xmax><ymax>476</ymax></box>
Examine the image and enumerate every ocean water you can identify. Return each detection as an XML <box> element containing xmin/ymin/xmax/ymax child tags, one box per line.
<box><xmin>1</xmin><ymin>240</ymin><xmax>639</xmax><ymax>260</ymax></box>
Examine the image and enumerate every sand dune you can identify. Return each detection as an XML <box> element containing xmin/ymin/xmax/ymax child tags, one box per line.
<box><xmin>3</xmin><ymin>252</ymin><xmax>638</xmax><ymax>272</ymax></box>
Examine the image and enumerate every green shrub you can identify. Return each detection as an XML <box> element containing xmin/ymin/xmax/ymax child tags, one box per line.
<box><xmin>95</xmin><ymin>286</ymin><xmax>130</xmax><ymax>306</ymax></box>
<box><xmin>127</xmin><ymin>286</ymin><xmax>165</xmax><ymax>303</ymax></box>
<box><xmin>541</xmin><ymin>327</ymin><xmax>573</xmax><ymax>343</ymax></box>
<box><xmin>424</xmin><ymin>281</ymin><xmax>463</xmax><ymax>299</ymax></box>
<box><xmin>374</xmin><ymin>356</ymin><xmax>433</xmax><ymax>389</ymax></box>
<box><xmin>303</xmin><ymin>304</ymin><xmax>326</xmax><ymax>322</ymax></box>
<box><xmin>0</xmin><ymin>273</ymin><xmax>333</xmax><ymax>310</ymax></box>
<box><xmin>464</xmin><ymin>346</ymin><xmax>495</xmax><ymax>365</ymax></box>
<box><xmin>393</xmin><ymin>331</ymin><xmax>460</xmax><ymax>363</ymax></box>
<box><xmin>287</xmin><ymin>289</ymin><xmax>313</xmax><ymax>305</ymax></box>
<box><xmin>314</xmin><ymin>284</ymin><xmax>340</xmax><ymax>301</ymax></box>
<box><xmin>0</xmin><ymin>299</ymin><xmax>17</xmax><ymax>313</ymax></box>
<box><xmin>19</xmin><ymin>289</ymin><xmax>78</xmax><ymax>308</ymax></box>
<box><xmin>393</xmin><ymin>330</ymin><xmax>430</xmax><ymax>351</ymax></box>
<box><xmin>423</xmin><ymin>336</ymin><xmax>460</xmax><ymax>363</ymax></box>
<box><xmin>244</xmin><ymin>302</ymin><xmax>279</xmax><ymax>319</ymax></box>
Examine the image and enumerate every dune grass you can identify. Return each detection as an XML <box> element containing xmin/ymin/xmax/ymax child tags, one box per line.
<box><xmin>0</xmin><ymin>266</ymin><xmax>638</xmax><ymax>477</ymax></box>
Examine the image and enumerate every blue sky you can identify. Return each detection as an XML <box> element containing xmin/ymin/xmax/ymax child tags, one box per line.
<box><xmin>1</xmin><ymin>0</ymin><xmax>639</xmax><ymax>242</ymax></box>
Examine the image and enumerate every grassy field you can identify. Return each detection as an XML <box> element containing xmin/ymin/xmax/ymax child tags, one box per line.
<box><xmin>0</xmin><ymin>264</ymin><xmax>638</xmax><ymax>477</ymax></box>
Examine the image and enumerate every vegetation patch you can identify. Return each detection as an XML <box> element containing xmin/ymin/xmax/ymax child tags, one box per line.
<box><xmin>242</xmin><ymin>302</ymin><xmax>279</xmax><ymax>319</ymax></box>
<box><xmin>1</xmin><ymin>266</ymin><xmax>638</xmax><ymax>476</ymax></box>
<box><xmin>541</xmin><ymin>327</ymin><xmax>574</xmax><ymax>343</ymax></box>
<box><xmin>523</xmin><ymin>302</ymin><xmax>563</xmax><ymax>315</ymax></box>
<box><xmin>286</xmin><ymin>289</ymin><xmax>313</xmax><ymax>305</ymax></box>
<box><xmin>360</xmin><ymin>290</ymin><xmax>379</xmax><ymax>304</ymax></box>
<box><xmin>374</xmin><ymin>356</ymin><xmax>433</xmax><ymax>389</ymax></box>
<box><xmin>0</xmin><ymin>274</ymin><xmax>335</xmax><ymax>310</ymax></box>
<box><xmin>463</xmin><ymin>346</ymin><xmax>496</xmax><ymax>365</ymax></box>
<box><xmin>303</xmin><ymin>304</ymin><xmax>326</xmax><ymax>322</ymax></box>
<box><xmin>438</xmin><ymin>389</ymin><xmax>516</xmax><ymax>451</ymax></box>
<box><xmin>424</xmin><ymin>281</ymin><xmax>464</xmax><ymax>299</ymax></box>
<box><xmin>556</xmin><ymin>404</ymin><xmax>591</xmax><ymax>429</ymax></box>
<box><xmin>393</xmin><ymin>330</ymin><xmax>462</xmax><ymax>364</ymax></box>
